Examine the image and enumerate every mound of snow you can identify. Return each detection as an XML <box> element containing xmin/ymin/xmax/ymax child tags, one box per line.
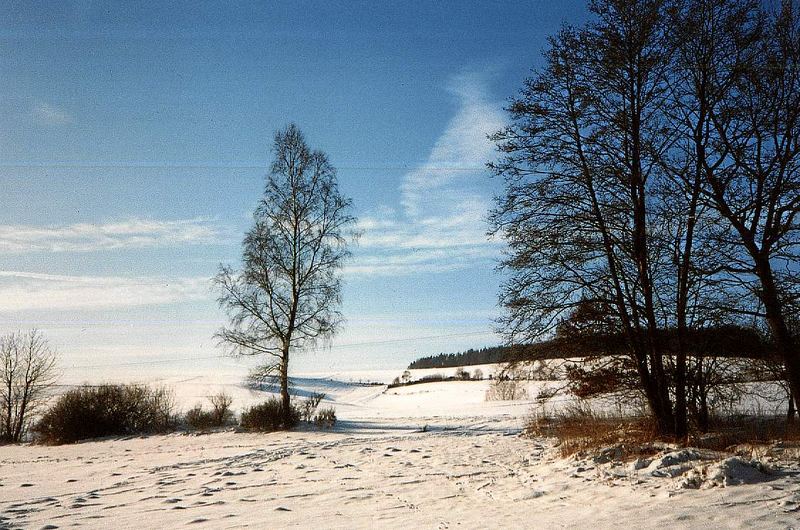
<box><xmin>651</xmin><ymin>449</ymin><xmax>703</xmax><ymax>468</ymax></box>
<box><xmin>592</xmin><ymin>446</ymin><xmax>624</xmax><ymax>464</ymax></box>
<box><xmin>703</xmin><ymin>457</ymin><xmax>771</xmax><ymax>488</ymax></box>
<box><xmin>671</xmin><ymin>457</ymin><xmax>772</xmax><ymax>489</ymax></box>
<box><xmin>646</xmin><ymin>449</ymin><xmax>704</xmax><ymax>478</ymax></box>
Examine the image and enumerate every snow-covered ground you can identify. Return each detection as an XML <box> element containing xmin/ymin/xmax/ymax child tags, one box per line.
<box><xmin>2</xmin><ymin>369</ymin><xmax>799</xmax><ymax>528</ymax></box>
<box><xmin>53</xmin><ymin>363</ymin><xmax>544</xmax><ymax>420</ymax></box>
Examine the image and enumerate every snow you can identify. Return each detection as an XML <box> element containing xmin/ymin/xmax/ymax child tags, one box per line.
<box><xmin>702</xmin><ymin>457</ymin><xmax>771</xmax><ymax>488</ymax></box>
<box><xmin>51</xmin><ymin>364</ymin><xmax>551</xmax><ymax>420</ymax></box>
<box><xmin>2</xmin><ymin>369</ymin><xmax>800</xmax><ymax>528</ymax></box>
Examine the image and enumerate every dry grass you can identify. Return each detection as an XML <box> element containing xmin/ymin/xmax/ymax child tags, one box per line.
<box><xmin>526</xmin><ymin>404</ymin><xmax>800</xmax><ymax>460</ymax></box>
<box><xmin>693</xmin><ymin>414</ymin><xmax>800</xmax><ymax>453</ymax></box>
<box><xmin>525</xmin><ymin>404</ymin><xmax>659</xmax><ymax>459</ymax></box>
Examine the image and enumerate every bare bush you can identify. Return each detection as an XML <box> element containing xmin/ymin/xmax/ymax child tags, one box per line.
<box><xmin>185</xmin><ymin>391</ymin><xmax>234</xmax><ymax>430</ymax></box>
<box><xmin>1</xmin><ymin>330</ymin><xmax>59</xmax><ymax>443</ymax></box>
<box><xmin>35</xmin><ymin>384</ymin><xmax>176</xmax><ymax>444</ymax></box>
<box><xmin>472</xmin><ymin>368</ymin><xmax>484</xmax><ymax>381</ymax></box>
<box><xmin>185</xmin><ymin>405</ymin><xmax>214</xmax><ymax>431</ymax></box>
<box><xmin>209</xmin><ymin>391</ymin><xmax>234</xmax><ymax>424</ymax></box>
<box><xmin>485</xmin><ymin>378</ymin><xmax>529</xmax><ymax>401</ymax></box>
<box><xmin>314</xmin><ymin>406</ymin><xmax>336</xmax><ymax>428</ymax></box>
<box><xmin>239</xmin><ymin>397</ymin><xmax>300</xmax><ymax>431</ymax></box>
<box><xmin>299</xmin><ymin>392</ymin><xmax>325</xmax><ymax>422</ymax></box>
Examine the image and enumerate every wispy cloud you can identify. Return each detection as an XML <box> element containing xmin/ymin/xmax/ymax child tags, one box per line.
<box><xmin>345</xmin><ymin>246</ymin><xmax>499</xmax><ymax>277</ymax></box>
<box><xmin>354</xmin><ymin>70</ymin><xmax>506</xmax><ymax>277</ymax></box>
<box><xmin>400</xmin><ymin>71</ymin><xmax>506</xmax><ymax>218</ymax></box>
<box><xmin>0</xmin><ymin>218</ymin><xmax>230</xmax><ymax>253</ymax></box>
<box><xmin>32</xmin><ymin>102</ymin><xmax>73</xmax><ymax>125</ymax></box>
<box><xmin>0</xmin><ymin>271</ymin><xmax>211</xmax><ymax>311</ymax></box>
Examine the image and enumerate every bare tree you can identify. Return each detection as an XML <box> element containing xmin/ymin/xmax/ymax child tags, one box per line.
<box><xmin>663</xmin><ymin>0</ymin><xmax>764</xmax><ymax>437</ymax></box>
<box><xmin>214</xmin><ymin>124</ymin><xmax>356</xmax><ymax>426</ymax></box>
<box><xmin>0</xmin><ymin>330</ymin><xmax>59</xmax><ymax>443</ymax></box>
<box><xmin>491</xmin><ymin>0</ymin><xmax>800</xmax><ymax>436</ymax></box>
<box><xmin>696</xmin><ymin>1</ymin><xmax>800</xmax><ymax>411</ymax></box>
<box><xmin>490</xmin><ymin>0</ymin><xmax>681</xmax><ymax>434</ymax></box>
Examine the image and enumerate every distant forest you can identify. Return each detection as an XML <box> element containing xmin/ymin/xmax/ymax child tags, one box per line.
<box><xmin>408</xmin><ymin>346</ymin><xmax>512</xmax><ymax>369</ymax></box>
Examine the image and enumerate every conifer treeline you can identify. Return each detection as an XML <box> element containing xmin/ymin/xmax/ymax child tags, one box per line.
<box><xmin>408</xmin><ymin>346</ymin><xmax>512</xmax><ymax>369</ymax></box>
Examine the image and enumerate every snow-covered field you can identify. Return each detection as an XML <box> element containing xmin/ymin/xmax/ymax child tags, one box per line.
<box><xmin>2</xmin><ymin>369</ymin><xmax>800</xmax><ymax>529</ymax></box>
<box><xmin>53</xmin><ymin>363</ymin><xmax>544</xmax><ymax>420</ymax></box>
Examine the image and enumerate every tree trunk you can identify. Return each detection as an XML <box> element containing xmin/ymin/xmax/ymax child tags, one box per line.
<box><xmin>280</xmin><ymin>348</ymin><xmax>291</xmax><ymax>426</ymax></box>
<box><xmin>674</xmin><ymin>99</ymin><xmax>706</xmax><ymax>439</ymax></box>
<box><xmin>13</xmin><ymin>393</ymin><xmax>27</xmax><ymax>443</ymax></box>
<box><xmin>754</xmin><ymin>256</ymin><xmax>800</xmax><ymax>415</ymax></box>
<box><xmin>698</xmin><ymin>357</ymin><xmax>709</xmax><ymax>432</ymax></box>
<box><xmin>3</xmin><ymin>371</ymin><xmax>13</xmax><ymax>441</ymax></box>
<box><xmin>3</xmin><ymin>393</ymin><xmax>11</xmax><ymax>441</ymax></box>
<box><xmin>629</xmin><ymin>79</ymin><xmax>675</xmax><ymax>436</ymax></box>
<box><xmin>674</xmin><ymin>348</ymin><xmax>688</xmax><ymax>438</ymax></box>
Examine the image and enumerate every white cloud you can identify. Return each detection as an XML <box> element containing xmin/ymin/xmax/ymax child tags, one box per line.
<box><xmin>0</xmin><ymin>271</ymin><xmax>211</xmax><ymax>311</ymax></box>
<box><xmin>345</xmin><ymin>246</ymin><xmax>499</xmax><ymax>277</ymax></box>
<box><xmin>32</xmin><ymin>102</ymin><xmax>73</xmax><ymax>125</ymax></box>
<box><xmin>354</xmin><ymin>71</ymin><xmax>506</xmax><ymax>277</ymax></box>
<box><xmin>400</xmin><ymin>71</ymin><xmax>506</xmax><ymax>218</ymax></box>
<box><xmin>0</xmin><ymin>218</ymin><xmax>229</xmax><ymax>253</ymax></box>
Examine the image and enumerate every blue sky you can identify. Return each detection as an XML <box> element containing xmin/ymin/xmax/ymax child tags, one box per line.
<box><xmin>0</xmin><ymin>1</ymin><xmax>590</xmax><ymax>377</ymax></box>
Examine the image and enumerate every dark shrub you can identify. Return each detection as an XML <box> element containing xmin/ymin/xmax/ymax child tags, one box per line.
<box><xmin>185</xmin><ymin>392</ymin><xmax>234</xmax><ymax>431</ymax></box>
<box><xmin>209</xmin><ymin>391</ymin><xmax>234</xmax><ymax>423</ymax></box>
<box><xmin>313</xmin><ymin>406</ymin><xmax>336</xmax><ymax>428</ymax></box>
<box><xmin>299</xmin><ymin>392</ymin><xmax>325</xmax><ymax>422</ymax></box>
<box><xmin>239</xmin><ymin>397</ymin><xmax>300</xmax><ymax>431</ymax></box>
<box><xmin>35</xmin><ymin>384</ymin><xmax>176</xmax><ymax>444</ymax></box>
<box><xmin>185</xmin><ymin>405</ymin><xmax>216</xmax><ymax>430</ymax></box>
<box><xmin>485</xmin><ymin>378</ymin><xmax>528</xmax><ymax>401</ymax></box>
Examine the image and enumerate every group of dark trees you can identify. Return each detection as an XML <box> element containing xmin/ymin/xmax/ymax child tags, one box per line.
<box><xmin>408</xmin><ymin>346</ymin><xmax>512</xmax><ymax>369</ymax></box>
<box><xmin>491</xmin><ymin>0</ymin><xmax>800</xmax><ymax>437</ymax></box>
